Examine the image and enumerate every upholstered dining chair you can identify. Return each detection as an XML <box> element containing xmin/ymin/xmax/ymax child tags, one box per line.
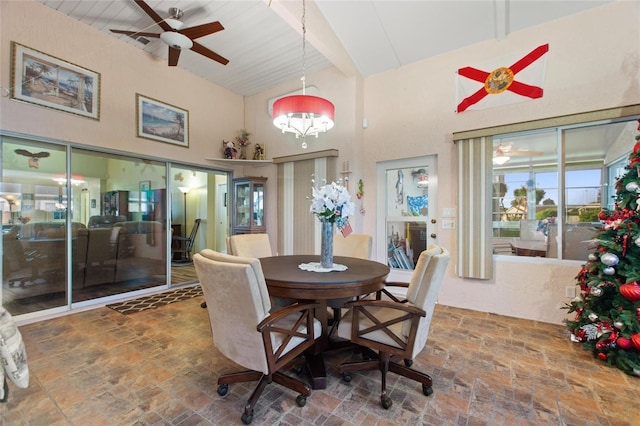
<box><xmin>201</xmin><ymin>233</ymin><xmax>275</xmax><ymax>309</ymax></box>
<box><xmin>193</xmin><ymin>249</ymin><xmax>322</xmax><ymax>425</ymax></box>
<box><xmin>328</xmin><ymin>234</ymin><xmax>373</xmax><ymax>330</ymax></box>
<box><xmin>333</xmin><ymin>233</ymin><xmax>373</xmax><ymax>260</ymax></box>
<box><xmin>227</xmin><ymin>233</ymin><xmax>273</xmax><ymax>258</ymax></box>
<box><xmin>336</xmin><ymin>245</ymin><xmax>450</xmax><ymax>409</ymax></box>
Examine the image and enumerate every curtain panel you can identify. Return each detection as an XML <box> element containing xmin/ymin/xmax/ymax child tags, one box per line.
<box><xmin>456</xmin><ymin>136</ymin><xmax>493</xmax><ymax>279</ymax></box>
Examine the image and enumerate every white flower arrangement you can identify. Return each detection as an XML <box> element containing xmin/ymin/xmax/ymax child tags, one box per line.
<box><xmin>310</xmin><ymin>178</ymin><xmax>355</xmax><ymax>230</ymax></box>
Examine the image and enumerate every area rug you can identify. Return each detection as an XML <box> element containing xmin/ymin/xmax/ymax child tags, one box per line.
<box><xmin>107</xmin><ymin>285</ymin><xmax>202</xmax><ymax>315</ymax></box>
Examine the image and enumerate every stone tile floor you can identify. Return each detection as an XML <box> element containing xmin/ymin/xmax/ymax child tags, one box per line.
<box><xmin>1</xmin><ymin>299</ymin><xmax>639</xmax><ymax>425</ymax></box>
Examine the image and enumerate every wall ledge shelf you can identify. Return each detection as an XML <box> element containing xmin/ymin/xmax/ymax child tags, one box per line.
<box><xmin>205</xmin><ymin>158</ymin><xmax>273</xmax><ymax>167</ymax></box>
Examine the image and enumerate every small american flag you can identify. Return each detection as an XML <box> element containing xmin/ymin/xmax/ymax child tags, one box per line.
<box><xmin>340</xmin><ymin>222</ymin><xmax>353</xmax><ymax>238</ymax></box>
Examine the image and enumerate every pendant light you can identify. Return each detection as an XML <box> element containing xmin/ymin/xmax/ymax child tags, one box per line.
<box><xmin>272</xmin><ymin>0</ymin><xmax>334</xmax><ymax>149</ymax></box>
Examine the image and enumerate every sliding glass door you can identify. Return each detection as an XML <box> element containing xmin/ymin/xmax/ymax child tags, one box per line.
<box><xmin>1</xmin><ymin>133</ymin><xmax>230</xmax><ymax>318</ymax></box>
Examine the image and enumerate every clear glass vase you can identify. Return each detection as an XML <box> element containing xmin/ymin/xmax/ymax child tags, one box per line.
<box><xmin>320</xmin><ymin>220</ymin><xmax>334</xmax><ymax>268</ymax></box>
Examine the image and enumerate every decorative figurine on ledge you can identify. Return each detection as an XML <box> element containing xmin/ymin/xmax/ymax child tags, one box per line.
<box><xmin>236</xmin><ymin>129</ymin><xmax>251</xmax><ymax>160</ymax></box>
<box><xmin>222</xmin><ymin>140</ymin><xmax>237</xmax><ymax>159</ymax></box>
<box><xmin>253</xmin><ymin>143</ymin><xmax>266</xmax><ymax>160</ymax></box>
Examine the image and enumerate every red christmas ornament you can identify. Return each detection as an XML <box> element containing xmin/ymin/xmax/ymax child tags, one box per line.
<box><xmin>617</xmin><ymin>337</ymin><xmax>633</xmax><ymax>350</ymax></box>
<box><xmin>619</xmin><ymin>282</ymin><xmax>640</xmax><ymax>302</ymax></box>
<box><xmin>598</xmin><ymin>210</ymin><xmax>609</xmax><ymax>221</ymax></box>
<box><xmin>598</xmin><ymin>352</ymin><xmax>608</xmax><ymax>361</ymax></box>
<box><xmin>631</xmin><ymin>333</ymin><xmax>640</xmax><ymax>351</ymax></box>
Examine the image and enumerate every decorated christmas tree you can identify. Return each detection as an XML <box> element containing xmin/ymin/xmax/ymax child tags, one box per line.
<box><xmin>565</xmin><ymin>119</ymin><xmax>640</xmax><ymax>376</ymax></box>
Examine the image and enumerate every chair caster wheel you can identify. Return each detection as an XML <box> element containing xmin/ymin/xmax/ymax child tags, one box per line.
<box><xmin>296</xmin><ymin>394</ymin><xmax>307</xmax><ymax>407</ymax></box>
<box><xmin>404</xmin><ymin>359</ymin><xmax>413</xmax><ymax>367</ymax></box>
<box><xmin>241</xmin><ymin>410</ymin><xmax>254</xmax><ymax>425</ymax></box>
<box><xmin>217</xmin><ymin>384</ymin><xmax>228</xmax><ymax>396</ymax></box>
<box><xmin>342</xmin><ymin>372</ymin><xmax>352</xmax><ymax>382</ymax></box>
<box><xmin>381</xmin><ymin>396</ymin><xmax>393</xmax><ymax>409</ymax></box>
<box><xmin>422</xmin><ymin>384</ymin><xmax>433</xmax><ymax>396</ymax></box>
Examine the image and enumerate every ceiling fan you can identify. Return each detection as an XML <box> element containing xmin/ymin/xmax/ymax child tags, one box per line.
<box><xmin>493</xmin><ymin>143</ymin><xmax>544</xmax><ymax>165</ymax></box>
<box><xmin>110</xmin><ymin>0</ymin><xmax>229</xmax><ymax>67</ymax></box>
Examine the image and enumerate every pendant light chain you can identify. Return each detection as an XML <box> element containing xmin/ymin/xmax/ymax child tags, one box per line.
<box><xmin>301</xmin><ymin>0</ymin><xmax>307</xmax><ymax>95</ymax></box>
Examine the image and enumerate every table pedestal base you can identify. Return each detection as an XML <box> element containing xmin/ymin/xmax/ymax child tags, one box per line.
<box><xmin>304</xmin><ymin>352</ymin><xmax>327</xmax><ymax>390</ymax></box>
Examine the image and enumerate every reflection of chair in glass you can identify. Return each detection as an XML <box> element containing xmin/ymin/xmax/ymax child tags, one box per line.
<box><xmin>519</xmin><ymin>219</ymin><xmax>545</xmax><ymax>240</ymax></box>
<box><xmin>547</xmin><ymin>223</ymin><xmax>599</xmax><ymax>260</ymax></box>
<box><xmin>84</xmin><ymin>227</ymin><xmax>121</xmax><ymax>286</ymax></box>
<box><xmin>337</xmin><ymin>245</ymin><xmax>450</xmax><ymax>409</ymax></box>
<box><xmin>193</xmin><ymin>249</ymin><xmax>321</xmax><ymax>425</ymax></box>
<box><xmin>171</xmin><ymin>218</ymin><xmax>201</xmax><ymax>262</ymax></box>
<box><xmin>3</xmin><ymin>232</ymin><xmax>40</xmax><ymax>287</ymax></box>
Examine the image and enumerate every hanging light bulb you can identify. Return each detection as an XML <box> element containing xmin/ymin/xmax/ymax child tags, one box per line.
<box><xmin>272</xmin><ymin>0</ymin><xmax>334</xmax><ymax>148</ymax></box>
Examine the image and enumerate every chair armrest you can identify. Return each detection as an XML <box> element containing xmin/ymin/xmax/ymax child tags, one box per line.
<box><xmin>257</xmin><ymin>301</ymin><xmax>321</xmax><ymax>372</ymax></box>
<box><xmin>257</xmin><ymin>301</ymin><xmax>320</xmax><ymax>330</ymax></box>
<box><xmin>344</xmin><ymin>299</ymin><xmax>426</xmax><ymax>357</ymax></box>
<box><xmin>345</xmin><ymin>299</ymin><xmax>426</xmax><ymax>318</ymax></box>
<box><xmin>384</xmin><ymin>281</ymin><xmax>410</xmax><ymax>288</ymax></box>
<box><xmin>375</xmin><ymin>287</ymin><xmax>408</xmax><ymax>303</ymax></box>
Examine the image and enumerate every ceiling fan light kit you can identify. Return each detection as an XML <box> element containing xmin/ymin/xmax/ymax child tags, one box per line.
<box><xmin>493</xmin><ymin>154</ymin><xmax>511</xmax><ymax>165</ymax></box>
<box><xmin>160</xmin><ymin>31</ymin><xmax>193</xmax><ymax>50</ymax></box>
<box><xmin>272</xmin><ymin>0</ymin><xmax>334</xmax><ymax>149</ymax></box>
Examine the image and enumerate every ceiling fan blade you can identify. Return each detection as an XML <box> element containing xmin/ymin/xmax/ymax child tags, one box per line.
<box><xmin>110</xmin><ymin>29</ymin><xmax>160</xmax><ymax>38</ymax></box>
<box><xmin>134</xmin><ymin>0</ymin><xmax>172</xmax><ymax>32</ymax></box>
<box><xmin>191</xmin><ymin>41</ymin><xmax>229</xmax><ymax>66</ymax></box>
<box><xmin>180</xmin><ymin>21</ymin><xmax>224</xmax><ymax>40</ymax></box>
<box><xmin>168</xmin><ymin>47</ymin><xmax>181</xmax><ymax>66</ymax></box>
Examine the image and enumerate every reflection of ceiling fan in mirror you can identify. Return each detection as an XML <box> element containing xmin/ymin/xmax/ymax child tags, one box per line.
<box><xmin>110</xmin><ymin>0</ymin><xmax>229</xmax><ymax>67</ymax></box>
<box><xmin>493</xmin><ymin>143</ymin><xmax>544</xmax><ymax>165</ymax></box>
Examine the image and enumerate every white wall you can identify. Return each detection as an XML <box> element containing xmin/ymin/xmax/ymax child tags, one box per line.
<box><xmin>245</xmin><ymin>0</ymin><xmax>640</xmax><ymax>324</ymax></box>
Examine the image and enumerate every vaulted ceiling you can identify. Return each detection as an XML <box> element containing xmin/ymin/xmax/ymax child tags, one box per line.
<box><xmin>36</xmin><ymin>0</ymin><xmax>611</xmax><ymax>96</ymax></box>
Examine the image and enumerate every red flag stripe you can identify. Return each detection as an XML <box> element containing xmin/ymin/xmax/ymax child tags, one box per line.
<box><xmin>457</xmin><ymin>66</ymin><xmax>490</xmax><ymax>83</ymax></box>
<box><xmin>509</xmin><ymin>44</ymin><xmax>549</xmax><ymax>75</ymax></box>
<box><xmin>457</xmin><ymin>87</ymin><xmax>490</xmax><ymax>113</ymax></box>
<box><xmin>507</xmin><ymin>80</ymin><xmax>544</xmax><ymax>98</ymax></box>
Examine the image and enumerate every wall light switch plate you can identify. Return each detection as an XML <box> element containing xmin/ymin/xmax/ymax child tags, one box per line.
<box><xmin>441</xmin><ymin>219</ymin><xmax>456</xmax><ymax>230</ymax></box>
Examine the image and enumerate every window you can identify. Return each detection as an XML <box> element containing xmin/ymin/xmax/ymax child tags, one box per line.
<box><xmin>492</xmin><ymin>119</ymin><xmax>638</xmax><ymax>260</ymax></box>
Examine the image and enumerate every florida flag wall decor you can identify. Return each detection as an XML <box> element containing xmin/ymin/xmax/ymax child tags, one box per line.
<box><xmin>455</xmin><ymin>44</ymin><xmax>549</xmax><ymax>113</ymax></box>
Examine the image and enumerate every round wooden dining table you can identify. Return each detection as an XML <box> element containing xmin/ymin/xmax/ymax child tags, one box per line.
<box><xmin>260</xmin><ymin>254</ymin><xmax>390</xmax><ymax>389</ymax></box>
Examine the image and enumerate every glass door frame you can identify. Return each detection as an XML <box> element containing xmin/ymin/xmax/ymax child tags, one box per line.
<box><xmin>376</xmin><ymin>155</ymin><xmax>438</xmax><ymax>280</ymax></box>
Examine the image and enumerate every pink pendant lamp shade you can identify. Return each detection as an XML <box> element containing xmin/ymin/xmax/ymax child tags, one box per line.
<box><xmin>272</xmin><ymin>94</ymin><xmax>335</xmax><ymax>139</ymax></box>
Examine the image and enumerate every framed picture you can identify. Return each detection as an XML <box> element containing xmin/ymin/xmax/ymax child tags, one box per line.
<box><xmin>136</xmin><ymin>94</ymin><xmax>189</xmax><ymax>147</ymax></box>
<box><xmin>10</xmin><ymin>42</ymin><xmax>100</xmax><ymax>120</ymax></box>
<box><xmin>140</xmin><ymin>180</ymin><xmax>151</xmax><ymax>192</ymax></box>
